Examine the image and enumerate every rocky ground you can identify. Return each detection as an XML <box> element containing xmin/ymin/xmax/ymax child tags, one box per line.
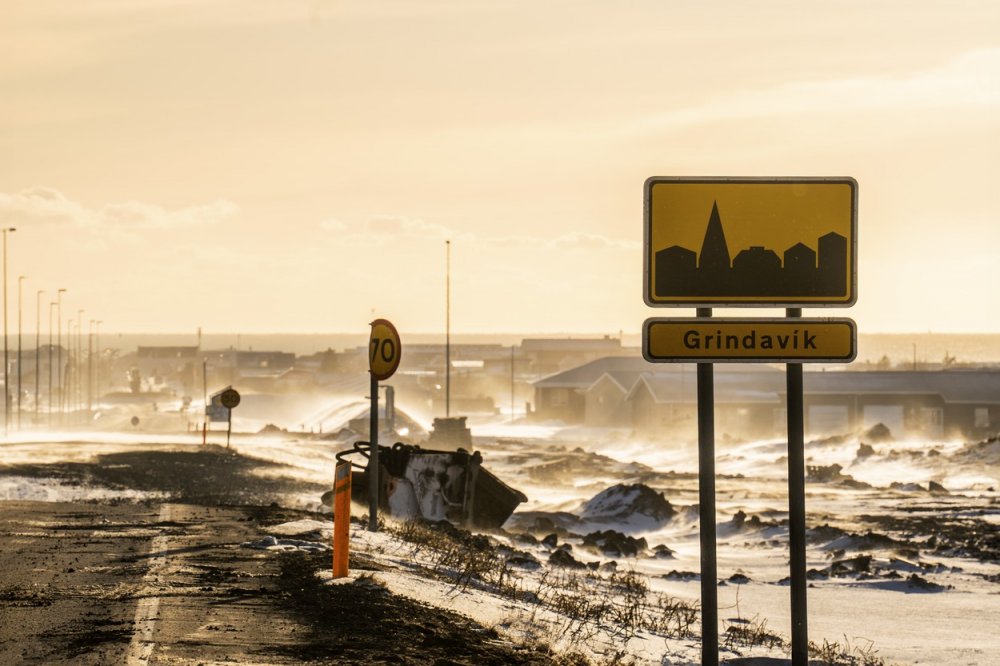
<box><xmin>0</xmin><ymin>446</ymin><xmax>559</xmax><ymax>665</ymax></box>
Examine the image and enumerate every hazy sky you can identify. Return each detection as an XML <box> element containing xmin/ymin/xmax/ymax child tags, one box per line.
<box><xmin>2</xmin><ymin>1</ymin><xmax>998</xmax><ymax>335</ymax></box>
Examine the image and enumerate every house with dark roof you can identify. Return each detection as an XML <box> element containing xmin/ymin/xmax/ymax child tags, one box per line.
<box><xmin>533</xmin><ymin>356</ymin><xmax>1000</xmax><ymax>439</ymax></box>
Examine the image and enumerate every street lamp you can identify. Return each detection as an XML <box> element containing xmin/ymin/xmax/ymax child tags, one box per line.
<box><xmin>88</xmin><ymin>320</ymin><xmax>95</xmax><ymax>413</ymax></box>
<box><xmin>94</xmin><ymin>320</ymin><xmax>102</xmax><ymax>410</ymax></box>
<box><xmin>56</xmin><ymin>288</ymin><xmax>66</xmax><ymax>422</ymax></box>
<box><xmin>67</xmin><ymin>319</ymin><xmax>75</xmax><ymax>416</ymax></box>
<box><xmin>76</xmin><ymin>309</ymin><xmax>83</xmax><ymax>415</ymax></box>
<box><xmin>48</xmin><ymin>301</ymin><xmax>55</xmax><ymax>427</ymax></box>
<box><xmin>35</xmin><ymin>289</ymin><xmax>43</xmax><ymax>428</ymax></box>
<box><xmin>2</xmin><ymin>226</ymin><xmax>16</xmax><ymax>437</ymax></box>
<box><xmin>17</xmin><ymin>275</ymin><xmax>25</xmax><ymax>430</ymax></box>
<box><xmin>445</xmin><ymin>239</ymin><xmax>451</xmax><ymax>418</ymax></box>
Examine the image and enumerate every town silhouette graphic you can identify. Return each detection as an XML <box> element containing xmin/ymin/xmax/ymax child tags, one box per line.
<box><xmin>654</xmin><ymin>201</ymin><xmax>847</xmax><ymax>297</ymax></box>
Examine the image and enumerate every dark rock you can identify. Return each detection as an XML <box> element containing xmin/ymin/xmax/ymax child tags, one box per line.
<box><xmin>828</xmin><ymin>554</ymin><xmax>872</xmax><ymax>576</ymax></box>
<box><xmin>927</xmin><ymin>481</ymin><xmax>949</xmax><ymax>494</ymax></box>
<box><xmin>856</xmin><ymin>442</ymin><xmax>876</xmax><ymax>458</ymax></box>
<box><xmin>548</xmin><ymin>548</ymin><xmax>586</xmax><ymax>569</ymax></box>
<box><xmin>579</xmin><ymin>483</ymin><xmax>675</xmax><ymax>523</ymax></box>
<box><xmin>863</xmin><ymin>423</ymin><xmax>893</xmax><ymax>442</ymax></box>
<box><xmin>505</xmin><ymin>550</ymin><xmax>540</xmax><ymax>570</ymax></box>
<box><xmin>541</xmin><ymin>533</ymin><xmax>559</xmax><ymax>549</ymax></box>
<box><xmin>807</xmin><ymin>523</ymin><xmax>849</xmax><ymax>544</ymax></box>
<box><xmin>652</xmin><ymin>544</ymin><xmax>675</xmax><ymax>559</ymax></box>
<box><xmin>906</xmin><ymin>573</ymin><xmax>946</xmax><ymax>591</ymax></box>
<box><xmin>728</xmin><ymin>573</ymin><xmax>751</xmax><ymax>584</ymax></box>
<box><xmin>662</xmin><ymin>570</ymin><xmax>699</xmax><ymax>581</ymax></box>
<box><xmin>580</xmin><ymin>529</ymin><xmax>648</xmax><ymax>558</ymax></box>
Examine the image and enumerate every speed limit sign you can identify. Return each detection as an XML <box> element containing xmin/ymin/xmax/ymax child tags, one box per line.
<box><xmin>369</xmin><ymin>319</ymin><xmax>402</xmax><ymax>380</ymax></box>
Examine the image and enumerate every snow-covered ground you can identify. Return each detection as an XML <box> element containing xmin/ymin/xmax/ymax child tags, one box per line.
<box><xmin>2</xmin><ymin>416</ymin><xmax>998</xmax><ymax>664</ymax></box>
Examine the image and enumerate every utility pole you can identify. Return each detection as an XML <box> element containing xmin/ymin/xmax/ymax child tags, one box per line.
<box><xmin>56</xmin><ymin>288</ymin><xmax>66</xmax><ymax>423</ymax></box>
<box><xmin>35</xmin><ymin>290</ymin><xmax>42</xmax><ymax>428</ymax></box>
<box><xmin>87</xmin><ymin>320</ymin><xmax>94</xmax><ymax>413</ymax></box>
<box><xmin>94</xmin><ymin>321</ymin><xmax>102</xmax><ymax>409</ymax></box>
<box><xmin>77</xmin><ymin>309</ymin><xmax>83</xmax><ymax>416</ymax></box>
<box><xmin>17</xmin><ymin>275</ymin><xmax>24</xmax><ymax>430</ymax></box>
<box><xmin>510</xmin><ymin>344</ymin><xmax>515</xmax><ymax>424</ymax></box>
<box><xmin>445</xmin><ymin>239</ymin><xmax>451</xmax><ymax>418</ymax></box>
<box><xmin>2</xmin><ymin>227</ymin><xmax>15</xmax><ymax>437</ymax></box>
<box><xmin>48</xmin><ymin>301</ymin><xmax>54</xmax><ymax>428</ymax></box>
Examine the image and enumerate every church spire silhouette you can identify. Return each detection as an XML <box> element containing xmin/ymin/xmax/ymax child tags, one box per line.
<box><xmin>698</xmin><ymin>201</ymin><xmax>730</xmax><ymax>271</ymax></box>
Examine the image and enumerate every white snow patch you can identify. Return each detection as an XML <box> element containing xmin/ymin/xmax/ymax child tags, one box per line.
<box><xmin>0</xmin><ymin>475</ymin><xmax>166</xmax><ymax>502</ymax></box>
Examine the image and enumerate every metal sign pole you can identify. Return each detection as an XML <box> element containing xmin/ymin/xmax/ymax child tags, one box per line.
<box><xmin>785</xmin><ymin>307</ymin><xmax>808</xmax><ymax>664</ymax></box>
<box><xmin>368</xmin><ymin>373</ymin><xmax>379</xmax><ymax>532</ymax></box>
<box><xmin>226</xmin><ymin>408</ymin><xmax>232</xmax><ymax>449</ymax></box>
<box><xmin>696</xmin><ymin>307</ymin><xmax>718</xmax><ymax>665</ymax></box>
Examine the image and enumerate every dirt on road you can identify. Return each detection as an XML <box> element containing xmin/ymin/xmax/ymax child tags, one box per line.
<box><xmin>0</xmin><ymin>446</ymin><xmax>557</xmax><ymax>665</ymax></box>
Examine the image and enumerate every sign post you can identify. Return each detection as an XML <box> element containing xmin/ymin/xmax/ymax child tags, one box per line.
<box><xmin>785</xmin><ymin>308</ymin><xmax>808</xmax><ymax>663</ymax></box>
<box><xmin>695</xmin><ymin>307</ymin><xmax>718</xmax><ymax>663</ymax></box>
<box><xmin>643</xmin><ymin>177</ymin><xmax>858</xmax><ymax>666</ymax></box>
<box><xmin>367</xmin><ymin>318</ymin><xmax>402</xmax><ymax>532</ymax></box>
<box><xmin>206</xmin><ymin>386</ymin><xmax>240</xmax><ymax>447</ymax></box>
<box><xmin>219</xmin><ymin>387</ymin><xmax>240</xmax><ymax>449</ymax></box>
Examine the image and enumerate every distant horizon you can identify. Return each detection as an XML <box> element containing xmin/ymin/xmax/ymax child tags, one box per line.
<box><xmin>90</xmin><ymin>330</ymin><xmax>1000</xmax><ymax>336</ymax></box>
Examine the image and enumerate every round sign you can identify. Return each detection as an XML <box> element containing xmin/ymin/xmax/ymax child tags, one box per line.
<box><xmin>220</xmin><ymin>388</ymin><xmax>241</xmax><ymax>409</ymax></box>
<box><xmin>368</xmin><ymin>318</ymin><xmax>402</xmax><ymax>381</ymax></box>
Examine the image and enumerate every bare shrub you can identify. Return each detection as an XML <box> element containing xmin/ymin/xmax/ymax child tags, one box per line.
<box><xmin>810</xmin><ymin>636</ymin><xmax>889</xmax><ymax>666</ymax></box>
<box><xmin>722</xmin><ymin>614</ymin><xmax>783</xmax><ymax>650</ymax></box>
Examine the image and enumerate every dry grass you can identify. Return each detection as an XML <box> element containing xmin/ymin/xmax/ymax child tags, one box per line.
<box><xmin>390</xmin><ymin>519</ymin><xmax>699</xmax><ymax>647</ymax></box>
<box><xmin>809</xmin><ymin>635</ymin><xmax>890</xmax><ymax>665</ymax></box>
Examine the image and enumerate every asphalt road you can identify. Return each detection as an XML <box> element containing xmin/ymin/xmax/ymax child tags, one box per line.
<box><xmin>0</xmin><ymin>445</ymin><xmax>554</xmax><ymax>665</ymax></box>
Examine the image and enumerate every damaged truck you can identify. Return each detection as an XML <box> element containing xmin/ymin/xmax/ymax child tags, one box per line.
<box><xmin>332</xmin><ymin>441</ymin><xmax>527</xmax><ymax>529</ymax></box>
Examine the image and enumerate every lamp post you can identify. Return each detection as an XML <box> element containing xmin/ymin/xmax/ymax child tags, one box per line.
<box><xmin>35</xmin><ymin>290</ymin><xmax>43</xmax><ymax>428</ymax></box>
<box><xmin>17</xmin><ymin>275</ymin><xmax>25</xmax><ymax>430</ymax></box>
<box><xmin>94</xmin><ymin>320</ymin><xmax>102</xmax><ymax>410</ymax></box>
<box><xmin>48</xmin><ymin>301</ymin><xmax>55</xmax><ymax>427</ymax></box>
<box><xmin>67</xmin><ymin>319</ymin><xmax>75</xmax><ymax>416</ymax></box>
<box><xmin>56</xmin><ymin>288</ymin><xmax>66</xmax><ymax>422</ymax></box>
<box><xmin>77</xmin><ymin>309</ymin><xmax>83</xmax><ymax>416</ymax></box>
<box><xmin>88</xmin><ymin>320</ymin><xmax>94</xmax><ymax>413</ymax></box>
<box><xmin>2</xmin><ymin>226</ymin><xmax>16</xmax><ymax>437</ymax></box>
<box><xmin>445</xmin><ymin>239</ymin><xmax>451</xmax><ymax>418</ymax></box>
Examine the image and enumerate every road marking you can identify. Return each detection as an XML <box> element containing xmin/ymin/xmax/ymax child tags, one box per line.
<box><xmin>126</xmin><ymin>503</ymin><xmax>173</xmax><ymax>665</ymax></box>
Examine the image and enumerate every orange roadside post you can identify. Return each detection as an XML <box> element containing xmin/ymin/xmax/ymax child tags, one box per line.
<box><xmin>332</xmin><ymin>460</ymin><xmax>352</xmax><ymax>578</ymax></box>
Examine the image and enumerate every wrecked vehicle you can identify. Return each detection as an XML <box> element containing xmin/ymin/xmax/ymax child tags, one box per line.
<box><xmin>334</xmin><ymin>441</ymin><xmax>527</xmax><ymax>529</ymax></box>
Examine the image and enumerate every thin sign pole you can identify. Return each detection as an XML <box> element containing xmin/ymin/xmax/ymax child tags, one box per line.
<box><xmin>696</xmin><ymin>307</ymin><xmax>718</xmax><ymax>665</ymax></box>
<box><xmin>368</xmin><ymin>373</ymin><xmax>379</xmax><ymax>532</ymax></box>
<box><xmin>786</xmin><ymin>307</ymin><xmax>808</xmax><ymax>664</ymax></box>
<box><xmin>226</xmin><ymin>407</ymin><xmax>232</xmax><ymax>449</ymax></box>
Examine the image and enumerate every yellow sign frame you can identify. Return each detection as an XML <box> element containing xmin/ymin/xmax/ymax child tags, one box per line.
<box><xmin>644</xmin><ymin>177</ymin><xmax>858</xmax><ymax>307</ymax></box>
<box><xmin>643</xmin><ymin>317</ymin><xmax>857</xmax><ymax>363</ymax></box>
